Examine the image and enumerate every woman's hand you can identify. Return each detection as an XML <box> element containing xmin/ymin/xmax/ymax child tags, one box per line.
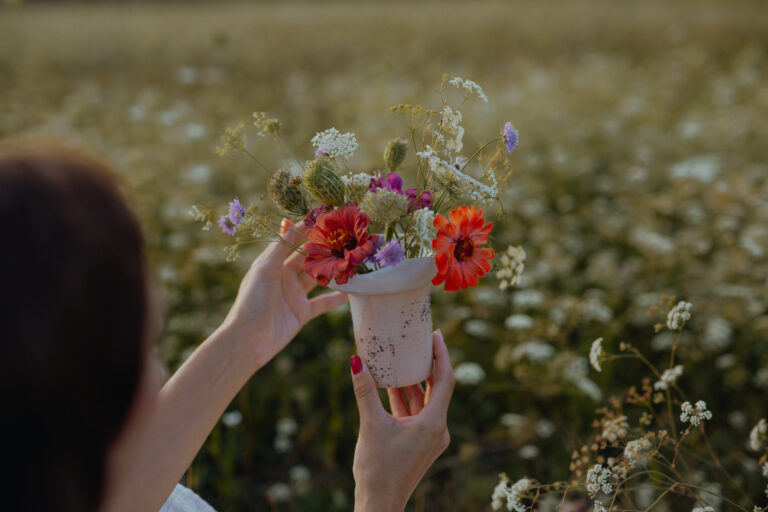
<box><xmin>223</xmin><ymin>219</ymin><xmax>348</xmax><ymax>370</ymax></box>
<box><xmin>350</xmin><ymin>330</ymin><xmax>455</xmax><ymax>512</ymax></box>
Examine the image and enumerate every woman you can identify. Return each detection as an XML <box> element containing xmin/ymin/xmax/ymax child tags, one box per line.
<box><xmin>0</xmin><ymin>139</ymin><xmax>455</xmax><ymax>512</ymax></box>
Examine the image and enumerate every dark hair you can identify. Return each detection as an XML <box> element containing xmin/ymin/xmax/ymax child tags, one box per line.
<box><xmin>0</xmin><ymin>140</ymin><xmax>148</xmax><ymax>512</ymax></box>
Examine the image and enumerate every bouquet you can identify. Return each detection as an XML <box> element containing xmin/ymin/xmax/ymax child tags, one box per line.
<box><xmin>194</xmin><ymin>75</ymin><xmax>521</xmax><ymax>386</ymax></box>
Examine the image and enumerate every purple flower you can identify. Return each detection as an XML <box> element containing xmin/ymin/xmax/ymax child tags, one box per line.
<box><xmin>404</xmin><ymin>189</ymin><xmax>433</xmax><ymax>211</ymax></box>
<box><xmin>228</xmin><ymin>197</ymin><xmax>246</xmax><ymax>225</ymax></box>
<box><xmin>218</xmin><ymin>215</ymin><xmax>236</xmax><ymax>235</ymax></box>
<box><xmin>305</xmin><ymin>204</ymin><xmax>333</xmax><ymax>228</ymax></box>
<box><xmin>369</xmin><ymin>172</ymin><xmax>403</xmax><ymax>193</ymax></box>
<box><xmin>374</xmin><ymin>240</ymin><xmax>405</xmax><ymax>268</ymax></box>
<box><xmin>365</xmin><ymin>236</ymin><xmax>386</xmax><ymax>265</ymax></box>
<box><xmin>503</xmin><ymin>122</ymin><xmax>519</xmax><ymax>153</ymax></box>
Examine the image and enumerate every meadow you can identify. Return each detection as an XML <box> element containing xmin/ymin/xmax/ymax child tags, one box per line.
<box><xmin>2</xmin><ymin>1</ymin><xmax>768</xmax><ymax>510</ymax></box>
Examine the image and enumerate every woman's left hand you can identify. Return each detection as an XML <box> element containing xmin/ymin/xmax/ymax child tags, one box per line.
<box><xmin>223</xmin><ymin>218</ymin><xmax>348</xmax><ymax>370</ymax></box>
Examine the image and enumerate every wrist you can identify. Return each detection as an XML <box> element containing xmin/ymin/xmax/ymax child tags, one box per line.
<box><xmin>209</xmin><ymin>320</ymin><xmax>263</xmax><ymax>376</ymax></box>
<box><xmin>354</xmin><ymin>484</ymin><xmax>407</xmax><ymax>512</ymax></box>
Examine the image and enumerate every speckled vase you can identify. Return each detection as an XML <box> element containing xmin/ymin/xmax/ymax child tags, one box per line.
<box><xmin>328</xmin><ymin>257</ymin><xmax>436</xmax><ymax>388</ymax></box>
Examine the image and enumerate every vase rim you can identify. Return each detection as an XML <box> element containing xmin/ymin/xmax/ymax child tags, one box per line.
<box><xmin>327</xmin><ymin>257</ymin><xmax>436</xmax><ymax>295</ymax></box>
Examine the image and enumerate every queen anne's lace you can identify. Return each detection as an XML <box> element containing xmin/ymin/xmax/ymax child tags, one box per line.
<box><xmin>590</xmin><ymin>338</ymin><xmax>604</xmax><ymax>372</ymax></box>
<box><xmin>311</xmin><ymin>128</ymin><xmax>358</xmax><ymax>159</ymax></box>
<box><xmin>667</xmin><ymin>301</ymin><xmax>692</xmax><ymax>330</ymax></box>
<box><xmin>448</xmin><ymin>76</ymin><xmax>489</xmax><ymax>102</ymax></box>
<box><xmin>418</xmin><ymin>146</ymin><xmax>498</xmax><ymax>206</ymax></box>
<box><xmin>490</xmin><ymin>475</ymin><xmax>530</xmax><ymax>512</ymax></box>
<box><xmin>411</xmin><ymin>207</ymin><xmax>437</xmax><ymax>252</ymax></box>
<box><xmin>654</xmin><ymin>365</ymin><xmax>684</xmax><ymax>390</ymax></box>
<box><xmin>624</xmin><ymin>437</ymin><xmax>653</xmax><ymax>468</ymax></box>
<box><xmin>586</xmin><ymin>464</ymin><xmax>613</xmax><ymax>496</ymax></box>
<box><xmin>680</xmin><ymin>400</ymin><xmax>712</xmax><ymax>427</ymax></box>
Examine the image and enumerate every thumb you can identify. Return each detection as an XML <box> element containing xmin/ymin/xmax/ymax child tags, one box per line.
<box><xmin>350</xmin><ymin>355</ymin><xmax>384</xmax><ymax>422</ymax></box>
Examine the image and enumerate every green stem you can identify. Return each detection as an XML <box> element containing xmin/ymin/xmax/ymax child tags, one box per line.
<box><xmin>458</xmin><ymin>137</ymin><xmax>503</xmax><ymax>173</ymax></box>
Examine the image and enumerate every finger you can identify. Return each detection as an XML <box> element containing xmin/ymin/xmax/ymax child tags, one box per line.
<box><xmin>298</xmin><ymin>270</ymin><xmax>317</xmax><ymax>292</ymax></box>
<box><xmin>284</xmin><ymin>247</ymin><xmax>305</xmax><ymax>272</ymax></box>
<box><xmin>260</xmin><ymin>219</ymin><xmax>307</xmax><ymax>267</ymax></box>
<box><xmin>403</xmin><ymin>384</ymin><xmax>426</xmax><ymax>415</ymax></box>
<box><xmin>386</xmin><ymin>388</ymin><xmax>410</xmax><ymax>418</ymax></box>
<box><xmin>350</xmin><ymin>355</ymin><xmax>385</xmax><ymax>422</ymax></box>
<box><xmin>423</xmin><ymin>330</ymin><xmax>455</xmax><ymax>417</ymax></box>
<box><xmin>309</xmin><ymin>291</ymin><xmax>348</xmax><ymax>319</ymax></box>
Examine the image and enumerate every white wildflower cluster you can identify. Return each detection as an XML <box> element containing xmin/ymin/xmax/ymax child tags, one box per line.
<box><xmin>511</xmin><ymin>340</ymin><xmax>554</xmax><ymax>363</ymax></box>
<box><xmin>601</xmin><ymin>416</ymin><xmax>629</xmax><ymax>443</ymax></box>
<box><xmin>418</xmin><ymin>146</ymin><xmax>498</xmax><ymax>206</ymax></box>
<box><xmin>589</xmin><ymin>337</ymin><xmax>604</xmax><ymax>372</ymax></box>
<box><xmin>749</xmin><ymin>418</ymin><xmax>766</xmax><ymax>451</ymax></box>
<box><xmin>680</xmin><ymin>400</ymin><xmax>712</xmax><ymax>427</ymax></box>
<box><xmin>311</xmin><ymin>127</ymin><xmax>358</xmax><ymax>159</ymax></box>
<box><xmin>454</xmin><ymin>362</ymin><xmax>486</xmax><ymax>385</ymax></box>
<box><xmin>490</xmin><ymin>475</ymin><xmax>530</xmax><ymax>512</ymax></box>
<box><xmin>274</xmin><ymin>417</ymin><xmax>298</xmax><ymax>453</ymax></box>
<box><xmin>692</xmin><ymin>507</ymin><xmax>714</xmax><ymax>512</ymax></box>
<box><xmin>435</xmin><ymin>105</ymin><xmax>464</xmax><ymax>154</ymax></box>
<box><xmin>624</xmin><ymin>437</ymin><xmax>654</xmax><ymax>468</ymax></box>
<box><xmin>497</xmin><ymin>245</ymin><xmax>526</xmax><ymax>290</ymax></box>
<box><xmin>586</xmin><ymin>464</ymin><xmax>614</xmax><ymax>497</ymax></box>
<box><xmin>410</xmin><ymin>207</ymin><xmax>437</xmax><ymax>252</ymax></box>
<box><xmin>654</xmin><ymin>365</ymin><xmax>684</xmax><ymax>390</ymax></box>
<box><xmin>360</xmin><ymin>189</ymin><xmax>409</xmax><ymax>224</ymax></box>
<box><xmin>341</xmin><ymin>172</ymin><xmax>373</xmax><ymax>203</ymax></box>
<box><xmin>667</xmin><ymin>300</ymin><xmax>692</xmax><ymax>330</ymax></box>
<box><xmin>448</xmin><ymin>76</ymin><xmax>489</xmax><ymax>102</ymax></box>
<box><xmin>593</xmin><ymin>502</ymin><xmax>609</xmax><ymax>512</ymax></box>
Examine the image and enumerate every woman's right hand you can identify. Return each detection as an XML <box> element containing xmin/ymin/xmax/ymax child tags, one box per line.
<box><xmin>350</xmin><ymin>330</ymin><xmax>455</xmax><ymax>512</ymax></box>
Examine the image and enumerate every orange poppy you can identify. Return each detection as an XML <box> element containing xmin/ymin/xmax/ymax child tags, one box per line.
<box><xmin>431</xmin><ymin>205</ymin><xmax>494</xmax><ymax>291</ymax></box>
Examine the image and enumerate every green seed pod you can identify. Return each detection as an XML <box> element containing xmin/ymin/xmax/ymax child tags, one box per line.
<box><xmin>268</xmin><ymin>168</ymin><xmax>309</xmax><ymax>215</ymax></box>
<box><xmin>302</xmin><ymin>157</ymin><xmax>345</xmax><ymax>206</ymax></box>
<box><xmin>383</xmin><ymin>138</ymin><xmax>408</xmax><ymax>171</ymax></box>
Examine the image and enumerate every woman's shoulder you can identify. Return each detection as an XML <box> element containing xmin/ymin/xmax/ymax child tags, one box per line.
<box><xmin>159</xmin><ymin>484</ymin><xmax>216</xmax><ymax>512</ymax></box>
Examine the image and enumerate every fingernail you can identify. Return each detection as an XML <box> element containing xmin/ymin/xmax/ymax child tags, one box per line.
<box><xmin>280</xmin><ymin>217</ymin><xmax>290</xmax><ymax>234</ymax></box>
<box><xmin>350</xmin><ymin>355</ymin><xmax>362</xmax><ymax>375</ymax></box>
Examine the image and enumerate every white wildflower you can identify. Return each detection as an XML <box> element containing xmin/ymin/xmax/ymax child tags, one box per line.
<box><xmin>624</xmin><ymin>437</ymin><xmax>654</xmax><ymax>468</ymax></box>
<box><xmin>435</xmin><ymin>105</ymin><xmax>464</xmax><ymax>153</ymax></box>
<box><xmin>411</xmin><ymin>207</ymin><xmax>437</xmax><ymax>252</ymax></box>
<box><xmin>448</xmin><ymin>76</ymin><xmax>489</xmax><ymax>102</ymax></box>
<box><xmin>654</xmin><ymin>365</ymin><xmax>684</xmax><ymax>390</ymax></box>
<box><xmin>680</xmin><ymin>401</ymin><xmax>712</xmax><ymax>427</ymax></box>
<box><xmin>667</xmin><ymin>301</ymin><xmax>693</xmax><ymax>330</ymax></box>
<box><xmin>311</xmin><ymin>127</ymin><xmax>358</xmax><ymax>159</ymax></box>
<box><xmin>496</xmin><ymin>246</ymin><xmax>526</xmax><ymax>290</ymax></box>
<box><xmin>266</xmin><ymin>482</ymin><xmax>291</xmax><ymax>503</ymax></box>
<box><xmin>601</xmin><ymin>416</ymin><xmax>628</xmax><ymax>443</ymax></box>
<box><xmin>417</xmin><ymin>145</ymin><xmax>498</xmax><ymax>206</ymax></box>
<box><xmin>454</xmin><ymin>362</ymin><xmax>486</xmax><ymax>385</ymax></box>
<box><xmin>505</xmin><ymin>314</ymin><xmax>534</xmax><ymax>331</ymax></box>
<box><xmin>692</xmin><ymin>507</ymin><xmax>714</xmax><ymax>512</ymax></box>
<box><xmin>593</xmin><ymin>502</ymin><xmax>609</xmax><ymax>512</ymax></box>
<box><xmin>518</xmin><ymin>445</ymin><xmax>539</xmax><ymax>459</ymax></box>
<box><xmin>341</xmin><ymin>172</ymin><xmax>373</xmax><ymax>203</ymax></box>
<box><xmin>762</xmin><ymin>461</ymin><xmax>768</xmax><ymax>477</ymax></box>
<box><xmin>276</xmin><ymin>417</ymin><xmax>298</xmax><ymax>437</ymax></box>
<box><xmin>221</xmin><ymin>410</ymin><xmax>243</xmax><ymax>427</ymax></box>
<box><xmin>491</xmin><ymin>474</ymin><xmax>530</xmax><ymax>512</ymax></box>
<box><xmin>511</xmin><ymin>340</ymin><xmax>554</xmax><ymax>362</ymax></box>
<box><xmin>360</xmin><ymin>189</ymin><xmax>409</xmax><ymax>224</ymax></box>
<box><xmin>749</xmin><ymin>419</ymin><xmax>766</xmax><ymax>451</ymax></box>
<box><xmin>589</xmin><ymin>337</ymin><xmax>604</xmax><ymax>372</ymax></box>
<box><xmin>586</xmin><ymin>464</ymin><xmax>613</xmax><ymax>496</ymax></box>
<box><xmin>702</xmin><ymin>317</ymin><xmax>732</xmax><ymax>351</ymax></box>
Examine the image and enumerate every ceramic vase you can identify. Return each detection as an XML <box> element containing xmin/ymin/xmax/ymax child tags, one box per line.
<box><xmin>329</xmin><ymin>257</ymin><xmax>435</xmax><ymax>388</ymax></box>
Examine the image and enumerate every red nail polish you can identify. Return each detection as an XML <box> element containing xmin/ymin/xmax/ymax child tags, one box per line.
<box><xmin>350</xmin><ymin>355</ymin><xmax>362</xmax><ymax>375</ymax></box>
<box><xmin>280</xmin><ymin>218</ymin><xmax>290</xmax><ymax>234</ymax></box>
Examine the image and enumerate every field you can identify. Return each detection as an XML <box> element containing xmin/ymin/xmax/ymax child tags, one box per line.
<box><xmin>2</xmin><ymin>1</ymin><xmax>768</xmax><ymax>510</ymax></box>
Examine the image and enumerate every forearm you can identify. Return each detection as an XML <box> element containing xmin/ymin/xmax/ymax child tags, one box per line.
<box><xmin>354</xmin><ymin>486</ymin><xmax>407</xmax><ymax>512</ymax></box>
<box><xmin>105</xmin><ymin>321</ymin><xmax>257</xmax><ymax>512</ymax></box>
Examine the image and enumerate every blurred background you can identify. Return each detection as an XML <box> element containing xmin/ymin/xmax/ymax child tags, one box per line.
<box><xmin>2</xmin><ymin>1</ymin><xmax>768</xmax><ymax>510</ymax></box>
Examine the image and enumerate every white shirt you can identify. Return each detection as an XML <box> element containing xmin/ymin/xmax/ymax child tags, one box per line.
<box><xmin>159</xmin><ymin>484</ymin><xmax>216</xmax><ymax>512</ymax></box>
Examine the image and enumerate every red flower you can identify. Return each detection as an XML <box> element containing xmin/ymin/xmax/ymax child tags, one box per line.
<box><xmin>302</xmin><ymin>205</ymin><xmax>379</xmax><ymax>286</ymax></box>
<box><xmin>431</xmin><ymin>205</ymin><xmax>494</xmax><ymax>291</ymax></box>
